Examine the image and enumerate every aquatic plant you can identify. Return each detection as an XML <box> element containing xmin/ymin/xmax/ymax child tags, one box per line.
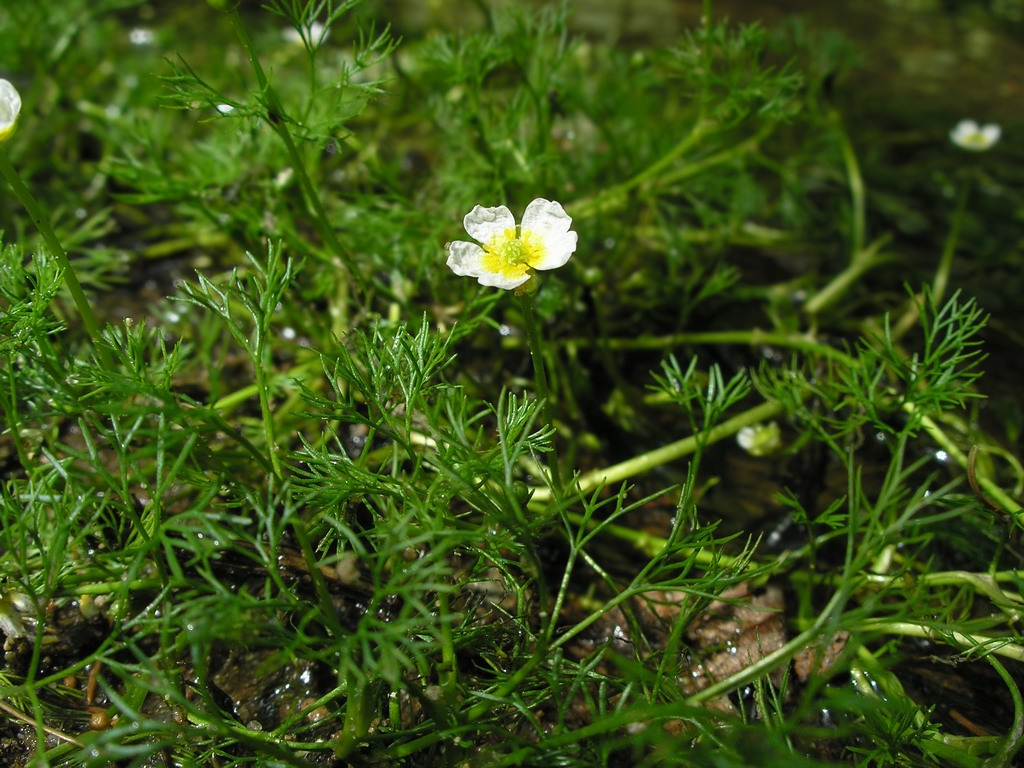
<box><xmin>0</xmin><ymin>1</ymin><xmax>1021</xmax><ymax>766</ymax></box>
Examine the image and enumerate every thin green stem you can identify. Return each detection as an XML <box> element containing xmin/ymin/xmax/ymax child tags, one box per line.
<box><xmin>570</xmin><ymin>119</ymin><xmax>773</xmax><ymax>221</ymax></box>
<box><xmin>519</xmin><ymin>295</ymin><xmax>563</xmax><ymax>492</ymax></box>
<box><xmin>0</xmin><ymin>149</ymin><xmax>111</xmax><ymax>366</ymax></box>
<box><xmin>504</xmin><ymin>328</ymin><xmax>850</xmax><ymax>362</ymax></box>
<box><xmin>933</xmin><ymin>179</ymin><xmax>970</xmax><ymax>307</ymax></box>
<box><xmin>435</xmin><ymin>588</ymin><xmax>458</xmax><ymax>702</ymax></box>
<box><xmin>531</xmin><ymin>398</ymin><xmax>785</xmax><ymax>505</ymax></box>
<box><xmin>836</xmin><ymin>116</ymin><xmax>866</xmax><ymax>259</ymax></box>
<box><xmin>890</xmin><ymin>183</ymin><xmax>969</xmax><ymax>341</ymax></box>
<box><xmin>908</xmin><ymin>404</ymin><xmax>1022</xmax><ymax>519</ymax></box>
<box><xmin>804</xmin><ymin>233</ymin><xmax>890</xmax><ymax>316</ymax></box>
<box><xmin>254</xmin><ymin>358</ymin><xmax>283</xmax><ymax>479</ymax></box>
<box><xmin>986</xmin><ymin>655</ymin><xmax>1024</xmax><ymax>767</ymax></box>
<box><xmin>289</xmin><ymin>515</ymin><xmax>345</xmax><ymax>639</ymax></box>
<box><xmin>385</xmin><ymin>633</ymin><xmax>552</xmax><ymax>760</ymax></box>
<box><xmin>686</xmin><ymin>587</ymin><xmax>850</xmax><ymax>705</ymax></box>
<box><xmin>227</xmin><ymin>10</ymin><xmax>363</xmax><ymax>316</ymax></box>
<box><xmin>569</xmin><ymin>117</ymin><xmax>715</xmax><ymax>219</ymax></box>
<box><xmin>562</xmin><ymin>509</ymin><xmax>749</xmax><ymax>569</ymax></box>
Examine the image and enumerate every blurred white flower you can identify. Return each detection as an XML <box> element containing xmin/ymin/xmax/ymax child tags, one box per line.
<box><xmin>128</xmin><ymin>27</ymin><xmax>155</xmax><ymax>46</ymax></box>
<box><xmin>737</xmin><ymin>422</ymin><xmax>782</xmax><ymax>457</ymax></box>
<box><xmin>446</xmin><ymin>198</ymin><xmax>578</xmax><ymax>290</ymax></box>
<box><xmin>0</xmin><ymin>79</ymin><xmax>22</xmax><ymax>143</ymax></box>
<box><xmin>950</xmin><ymin>120</ymin><xmax>1001</xmax><ymax>152</ymax></box>
<box><xmin>283</xmin><ymin>21</ymin><xmax>328</xmax><ymax>47</ymax></box>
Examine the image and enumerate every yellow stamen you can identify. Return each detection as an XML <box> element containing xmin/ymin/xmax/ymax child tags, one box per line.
<box><xmin>482</xmin><ymin>228</ymin><xmax>546</xmax><ymax>281</ymax></box>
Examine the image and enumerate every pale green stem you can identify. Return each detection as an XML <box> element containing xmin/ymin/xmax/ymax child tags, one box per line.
<box><xmin>0</xmin><ymin>149</ymin><xmax>111</xmax><ymax>367</ymax></box>
<box><xmin>570</xmin><ymin>122</ymin><xmax>775</xmax><ymax>221</ymax></box>
<box><xmin>858</xmin><ymin>619</ymin><xmax>1024</xmax><ymax>664</ymax></box>
<box><xmin>801</xmin><ymin>117</ymin><xmax>876</xmax><ymax>318</ymax></box>
<box><xmin>804</xmin><ymin>234</ymin><xmax>890</xmax><ymax>316</ymax></box>
<box><xmin>520</xmin><ymin>295</ymin><xmax>563</xmax><ymax>492</ymax></box>
<box><xmin>835</xmin><ymin>114</ymin><xmax>866</xmax><ymax>259</ymax></box>
<box><xmin>504</xmin><ymin>328</ymin><xmax>849</xmax><ymax>363</ymax></box>
<box><xmin>530</xmin><ymin>398</ymin><xmax>785</xmax><ymax>505</ymax></box>
<box><xmin>796</xmin><ymin>561</ymin><xmax>1024</xmax><ymax>623</ymax></box>
<box><xmin>213</xmin><ymin>361</ymin><xmax>316</xmax><ymax>412</ymax></box>
<box><xmin>908</xmin><ymin>403</ymin><xmax>1022</xmax><ymax>519</ymax></box>
<box><xmin>561</xmin><ymin>510</ymin><xmax>747</xmax><ymax>568</ymax></box>
<box><xmin>569</xmin><ymin>118</ymin><xmax>716</xmax><ymax>219</ymax></box>
<box><xmin>254</xmin><ymin>358</ymin><xmax>283</xmax><ymax>479</ymax></box>
<box><xmin>653</xmin><ymin>122</ymin><xmax>773</xmax><ymax>189</ymax></box>
<box><xmin>871</xmin><ymin>569</ymin><xmax>1024</xmax><ymax>615</ymax></box>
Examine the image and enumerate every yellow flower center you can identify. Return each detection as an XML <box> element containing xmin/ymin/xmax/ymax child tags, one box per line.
<box><xmin>482</xmin><ymin>228</ymin><xmax>546</xmax><ymax>281</ymax></box>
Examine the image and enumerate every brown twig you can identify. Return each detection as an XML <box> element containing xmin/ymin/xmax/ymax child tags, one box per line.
<box><xmin>968</xmin><ymin>445</ymin><xmax>1004</xmax><ymax>514</ymax></box>
<box><xmin>0</xmin><ymin>699</ymin><xmax>83</xmax><ymax>747</ymax></box>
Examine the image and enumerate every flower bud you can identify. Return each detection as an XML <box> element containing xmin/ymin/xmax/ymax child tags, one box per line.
<box><xmin>0</xmin><ymin>79</ymin><xmax>22</xmax><ymax>143</ymax></box>
<box><xmin>737</xmin><ymin>421</ymin><xmax>782</xmax><ymax>457</ymax></box>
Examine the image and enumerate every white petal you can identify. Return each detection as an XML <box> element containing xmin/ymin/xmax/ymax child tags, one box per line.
<box><xmin>446</xmin><ymin>240</ymin><xmax>487</xmax><ymax>277</ymax></box>
<box><xmin>737</xmin><ymin>426</ymin><xmax>757</xmax><ymax>451</ymax></box>
<box><xmin>0</xmin><ymin>79</ymin><xmax>22</xmax><ymax>135</ymax></box>
<box><xmin>464</xmin><ymin>205</ymin><xmax>515</xmax><ymax>244</ymax></box>
<box><xmin>521</xmin><ymin>199</ymin><xmax>577</xmax><ymax>271</ymax></box>
<box><xmin>954</xmin><ymin>119</ymin><xmax>979</xmax><ymax>136</ymax></box>
<box><xmin>521</xmin><ymin>198</ymin><xmax>572</xmax><ymax>240</ymax></box>
<box><xmin>532</xmin><ymin>231</ymin><xmax>577</xmax><ymax>271</ymax></box>
<box><xmin>981</xmin><ymin>124</ymin><xmax>1001</xmax><ymax>144</ymax></box>
<box><xmin>476</xmin><ymin>270</ymin><xmax>532</xmax><ymax>290</ymax></box>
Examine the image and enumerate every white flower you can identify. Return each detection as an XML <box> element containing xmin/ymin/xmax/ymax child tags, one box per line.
<box><xmin>950</xmin><ymin>120</ymin><xmax>1001</xmax><ymax>152</ymax></box>
<box><xmin>737</xmin><ymin>422</ymin><xmax>782</xmax><ymax>457</ymax></box>
<box><xmin>446</xmin><ymin>198</ymin><xmax>578</xmax><ymax>290</ymax></box>
<box><xmin>0</xmin><ymin>79</ymin><xmax>22</xmax><ymax>143</ymax></box>
<box><xmin>283</xmin><ymin>21</ymin><xmax>328</xmax><ymax>47</ymax></box>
